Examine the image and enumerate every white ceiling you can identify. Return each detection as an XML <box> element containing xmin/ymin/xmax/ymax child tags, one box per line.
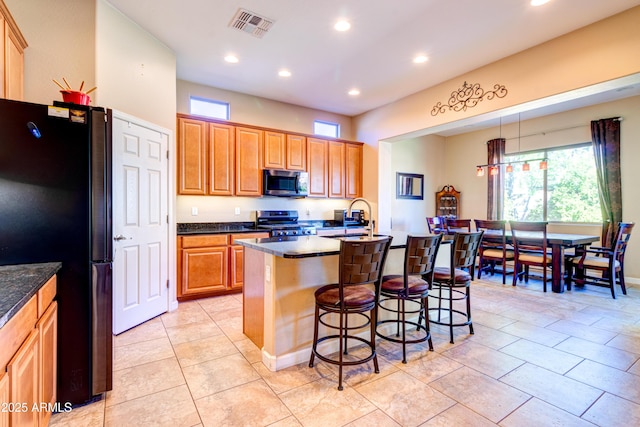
<box><xmin>106</xmin><ymin>0</ymin><xmax>640</xmax><ymax>121</ymax></box>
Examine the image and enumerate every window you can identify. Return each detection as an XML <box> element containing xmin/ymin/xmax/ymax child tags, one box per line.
<box><xmin>503</xmin><ymin>144</ymin><xmax>601</xmax><ymax>222</ymax></box>
<box><xmin>190</xmin><ymin>97</ymin><xmax>229</xmax><ymax>120</ymax></box>
<box><xmin>314</xmin><ymin>120</ymin><xmax>340</xmax><ymax>138</ymax></box>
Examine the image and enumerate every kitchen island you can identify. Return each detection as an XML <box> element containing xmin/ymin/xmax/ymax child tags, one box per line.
<box><xmin>235</xmin><ymin>232</ymin><xmax>448</xmax><ymax>371</ymax></box>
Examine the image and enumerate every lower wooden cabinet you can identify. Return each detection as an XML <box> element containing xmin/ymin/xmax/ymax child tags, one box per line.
<box><xmin>8</xmin><ymin>329</ymin><xmax>39</xmax><ymax>427</ymax></box>
<box><xmin>37</xmin><ymin>302</ymin><xmax>57</xmax><ymax>427</ymax></box>
<box><xmin>0</xmin><ymin>371</ymin><xmax>9</xmax><ymax>427</ymax></box>
<box><xmin>178</xmin><ymin>232</ymin><xmax>269</xmax><ymax>300</ymax></box>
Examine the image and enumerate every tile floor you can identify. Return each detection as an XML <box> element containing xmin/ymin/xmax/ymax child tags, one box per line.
<box><xmin>49</xmin><ymin>277</ymin><xmax>640</xmax><ymax>427</ymax></box>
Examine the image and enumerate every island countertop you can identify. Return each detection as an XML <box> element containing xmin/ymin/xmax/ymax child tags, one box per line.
<box><xmin>0</xmin><ymin>262</ymin><xmax>62</xmax><ymax>329</ymax></box>
<box><xmin>234</xmin><ymin>231</ymin><xmax>419</xmax><ymax>258</ymax></box>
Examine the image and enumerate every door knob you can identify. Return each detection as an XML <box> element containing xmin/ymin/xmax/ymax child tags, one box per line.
<box><xmin>113</xmin><ymin>234</ymin><xmax>128</xmax><ymax>241</ymax></box>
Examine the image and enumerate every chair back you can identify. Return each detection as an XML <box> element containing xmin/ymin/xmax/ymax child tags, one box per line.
<box><xmin>403</xmin><ymin>234</ymin><xmax>443</xmax><ymax>284</ymax></box>
<box><xmin>474</xmin><ymin>219</ymin><xmax>507</xmax><ymax>248</ymax></box>
<box><xmin>509</xmin><ymin>221</ymin><xmax>548</xmax><ymax>254</ymax></box>
<box><xmin>450</xmin><ymin>231</ymin><xmax>484</xmax><ymax>274</ymax></box>
<box><xmin>339</xmin><ymin>236</ymin><xmax>392</xmax><ymax>288</ymax></box>
<box><xmin>426</xmin><ymin>216</ymin><xmax>445</xmax><ymax>234</ymax></box>
<box><xmin>612</xmin><ymin>222</ymin><xmax>634</xmax><ymax>260</ymax></box>
<box><xmin>446</xmin><ymin>219</ymin><xmax>472</xmax><ymax>234</ymax></box>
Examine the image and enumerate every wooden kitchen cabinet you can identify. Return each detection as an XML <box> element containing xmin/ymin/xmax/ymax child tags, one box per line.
<box><xmin>0</xmin><ymin>371</ymin><xmax>8</xmax><ymax>427</ymax></box>
<box><xmin>177</xmin><ymin>118</ymin><xmax>207</xmax><ymax>195</ymax></box>
<box><xmin>208</xmin><ymin>122</ymin><xmax>235</xmax><ymax>195</ymax></box>
<box><xmin>345</xmin><ymin>143</ymin><xmax>363</xmax><ymax>199</ymax></box>
<box><xmin>178</xmin><ymin>232</ymin><xmax>268</xmax><ymax>300</ymax></box>
<box><xmin>286</xmin><ymin>134</ymin><xmax>307</xmax><ymax>171</ymax></box>
<box><xmin>8</xmin><ymin>329</ymin><xmax>39</xmax><ymax>427</ymax></box>
<box><xmin>37</xmin><ymin>301</ymin><xmax>57</xmax><ymax>427</ymax></box>
<box><xmin>263</xmin><ymin>131</ymin><xmax>286</xmax><ymax>169</ymax></box>
<box><xmin>1</xmin><ymin>0</ymin><xmax>28</xmax><ymax>101</ymax></box>
<box><xmin>328</xmin><ymin>141</ymin><xmax>345</xmax><ymax>198</ymax></box>
<box><xmin>235</xmin><ymin>127</ymin><xmax>263</xmax><ymax>196</ymax></box>
<box><xmin>307</xmin><ymin>138</ymin><xmax>328</xmax><ymax>197</ymax></box>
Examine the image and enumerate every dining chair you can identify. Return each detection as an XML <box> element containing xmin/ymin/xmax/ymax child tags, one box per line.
<box><xmin>376</xmin><ymin>234</ymin><xmax>443</xmax><ymax>363</ymax></box>
<box><xmin>428</xmin><ymin>231</ymin><xmax>484</xmax><ymax>344</ymax></box>
<box><xmin>509</xmin><ymin>221</ymin><xmax>551</xmax><ymax>292</ymax></box>
<box><xmin>474</xmin><ymin>219</ymin><xmax>514</xmax><ymax>284</ymax></box>
<box><xmin>445</xmin><ymin>218</ymin><xmax>472</xmax><ymax>234</ymax></box>
<box><xmin>566</xmin><ymin>222</ymin><xmax>634</xmax><ymax>298</ymax></box>
<box><xmin>308</xmin><ymin>235</ymin><xmax>392</xmax><ymax>390</ymax></box>
<box><xmin>426</xmin><ymin>216</ymin><xmax>446</xmax><ymax>234</ymax></box>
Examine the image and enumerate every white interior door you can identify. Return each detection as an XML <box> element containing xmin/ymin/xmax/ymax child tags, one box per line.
<box><xmin>112</xmin><ymin>113</ymin><xmax>169</xmax><ymax>334</ymax></box>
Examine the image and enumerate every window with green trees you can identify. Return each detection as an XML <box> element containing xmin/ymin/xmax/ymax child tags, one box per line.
<box><xmin>503</xmin><ymin>143</ymin><xmax>601</xmax><ymax>222</ymax></box>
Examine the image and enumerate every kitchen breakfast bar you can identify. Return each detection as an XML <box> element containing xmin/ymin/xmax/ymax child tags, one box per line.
<box><xmin>236</xmin><ymin>232</ymin><xmax>438</xmax><ymax>372</ymax></box>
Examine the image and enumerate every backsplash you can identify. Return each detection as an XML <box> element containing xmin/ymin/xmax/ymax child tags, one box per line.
<box><xmin>176</xmin><ymin>195</ymin><xmax>361</xmax><ymax>223</ymax></box>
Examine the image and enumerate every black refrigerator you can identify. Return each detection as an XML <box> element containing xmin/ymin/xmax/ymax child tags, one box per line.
<box><xmin>0</xmin><ymin>98</ymin><xmax>113</xmax><ymax>405</ymax></box>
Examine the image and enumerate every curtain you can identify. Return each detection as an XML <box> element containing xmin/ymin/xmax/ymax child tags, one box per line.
<box><xmin>486</xmin><ymin>138</ymin><xmax>505</xmax><ymax>220</ymax></box>
<box><xmin>591</xmin><ymin>118</ymin><xmax>622</xmax><ymax>246</ymax></box>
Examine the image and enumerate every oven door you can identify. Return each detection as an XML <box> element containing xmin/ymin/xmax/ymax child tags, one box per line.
<box><xmin>263</xmin><ymin>169</ymin><xmax>308</xmax><ymax>197</ymax></box>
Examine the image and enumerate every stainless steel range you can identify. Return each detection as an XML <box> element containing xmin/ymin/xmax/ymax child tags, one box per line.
<box><xmin>256</xmin><ymin>210</ymin><xmax>316</xmax><ymax>237</ymax></box>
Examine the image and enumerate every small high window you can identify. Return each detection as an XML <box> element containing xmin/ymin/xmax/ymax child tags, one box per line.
<box><xmin>314</xmin><ymin>120</ymin><xmax>340</xmax><ymax>138</ymax></box>
<box><xmin>190</xmin><ymin>97</ymin><xmax>229</xmax><ymax>120</ymax></box>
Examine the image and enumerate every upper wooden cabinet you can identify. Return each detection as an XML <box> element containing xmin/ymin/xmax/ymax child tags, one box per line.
<box><xmin>328</xmin><ymin>141</ymin><xmax>345</xmax><ymax>198</ymax></box>
<box><xmin>235</xmin><ymin>127</ymin><xmax>263</xmax><ymax>196</ymax></box>
<box><xmin>286</xmin><ymin>134</ymin><xmax>307</xmax><ymax>171</ymax></box>
<box><xmin>345</xmin><ymin>143</ymin><xmax>363</xmax><ymax>199</ymax></box>
<box><xmin>307</xmin><ymin>138</ymin><xmax>328</xmax><ymax>197</ymax></box>
<box><xmin>263</xmin><ymin>131</ymin><xmax>286</xmax><ymax>169</ymax></box>
<box><xmin>208</xmin><ymin>123</ymin><xmax>235</xmax><ymax>195</ymax></box>
<box><xmin>178</xmin><ymin>118</ymin><xmax>207</xmax><ymax>195</ymax></box>
<box><xmin>1</xmin><ymin>0</ymin><xmax>28</xmax><ymax>101</ymax></box>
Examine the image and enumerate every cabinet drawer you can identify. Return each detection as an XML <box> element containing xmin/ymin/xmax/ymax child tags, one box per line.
<box><xmin>230</xmin><ymin>232</ymin><xmax>269</xmax><ymax>244</ymax></box>
<box><xmin>181</xmin><ymin>234</ymin><xmax>228</xmax><ymax>248</ymax></box>
<box><xmin>37</xmin><ymin>275</ymin><xmax>57</xmax><ymax>318</ymax></box>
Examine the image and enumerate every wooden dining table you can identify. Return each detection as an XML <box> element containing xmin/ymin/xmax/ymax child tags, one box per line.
<box><xmin>483</xmin><ymin>231</ymin><xmax>600</xmax><ymax>293</ymax></box>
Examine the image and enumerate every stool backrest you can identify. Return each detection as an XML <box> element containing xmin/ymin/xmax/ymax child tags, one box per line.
<box><xmin>339</xmin><ymin>236</ymin><xmax>393</xmax><ymax>287</ymax></box>
<box><xmin>404</xmin><ymin>234</ymin><xmax>443</xmax><ymax>284</ymax></box>
<box><xmin>451</xmin><ymin>231</ymin><xmax>484</xmax><ymax>274</ymax></box>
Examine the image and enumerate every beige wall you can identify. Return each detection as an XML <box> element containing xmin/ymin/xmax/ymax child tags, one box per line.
<box><xmin>6</xmin><ymin>0</ymin><xmax>96</xmax><ymax>106</ymax></box>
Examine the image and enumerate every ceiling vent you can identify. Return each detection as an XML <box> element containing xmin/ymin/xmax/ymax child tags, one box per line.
<box><xmin>229</xmin><ymin>8</ymin><xmax>275</xmax><ymax>38</ymax></box>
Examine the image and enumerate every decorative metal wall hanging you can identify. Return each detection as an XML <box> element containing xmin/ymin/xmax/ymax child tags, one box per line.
<box><xmin>431</xmin><ymin>81</ymin><xmax>508</xmax><ymax>116</ymax></box>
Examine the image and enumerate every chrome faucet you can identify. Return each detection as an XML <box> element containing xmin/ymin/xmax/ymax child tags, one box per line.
<box><xmin>348</xmin><ymin>197</ymin><xmax>373</xmax><ymax>239</ymax></box>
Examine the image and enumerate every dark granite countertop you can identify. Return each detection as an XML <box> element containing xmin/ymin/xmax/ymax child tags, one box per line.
<box><xmin>0</xmin><ymin>262</ymin><xmax>62</xmax><ymax>329</ymax></box>
<box><xmin>234</xmin><ymin>231</ymin><xmax>434</xmax><ymax>258</ymax></box>
<box><xmin>177</xmin><ymin>221</ymin><xmax>368</xmax><ymax>235</ymax></box>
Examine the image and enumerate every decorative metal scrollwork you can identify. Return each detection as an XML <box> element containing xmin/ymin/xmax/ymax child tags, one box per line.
<box><xmin>431</xmin><ymin>81</ymin><xmax>508</xmax><ymax>116</ymax></box>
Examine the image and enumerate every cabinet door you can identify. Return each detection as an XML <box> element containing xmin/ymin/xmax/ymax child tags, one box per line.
<box><xmin>5</xmin><ymin>25</ymin><xmax>25</xmax><ymax>101</ymax></box>
<box><xmin>235</xmin><ymin>127</ymin><xmax>263</xmax><ymax>196</ymax></box>
<box><xmin>307</xmin><ymin>138</ymin><xmax>328</xmax><ymax>197</ymax></box>
<box><xmin>1</xmin><ymin>15</ymin><xmax>5</xmax><ymax>98</ymax></box>
<box><xmin>8</xmin><ymin>329</ymin><xmax>39</xmax><ymax>427</ymax></box>
<box><xmin>286</xmin><ymin>134</ymin><xmax>307</xmax><ymax>171</ymax></box>
<box><xmin>0</xmin><ymin>372</ymin><xmax>8</xmax><ymax>427</ymax></box>
<box><xmin>181</xmin><ymin>247</ymin><xmax>229</xmax><ymax>297</ymax></box>
<box><xmin>230</xmin><ymin>245</ymin><xmax>244</xmax><ymax>290</ymax></box>
<box><xmin>328</xmin><ymin>141</ymin><xmax>345</xmax><ymax>198</ymax></box>
<box><xmin>345</xmin><ymin>143</ymin><xmax>363</xmax><ymax>199</ymax></box>
<box><xmin>263</xmin><ymin>131</ymin><xmax>286</xmax><ymax>169</ymax></box>
<box><xmin>177</xmin><ymin>118</ymin><xmax>207</xmax><ymax>195</ymax></box>
<box><xmin>38</xmin><ymin>301</ymin><xmax>57</xmax><ymax>427</ymax></box>
<box><xmin>208</xmin><ymin>123</ymin><xmax>235</xmax><ymax>195</ymax></box>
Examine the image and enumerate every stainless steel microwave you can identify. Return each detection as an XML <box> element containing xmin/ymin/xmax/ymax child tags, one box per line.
<box><xmin>263</xmin><ymin>169</ymin><xmax>309</xmax><ymax>197</ymax></box>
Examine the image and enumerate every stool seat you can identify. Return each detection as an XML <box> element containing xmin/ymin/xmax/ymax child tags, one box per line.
<box><xmin>315</xmin><ymin>284</ymin><xmax>375</xmax><ymax>307</ymax></box>
<box><xmin>433</xmin><ymin>267</ymin><xmax>472</xmax><ymax>283</ymax></box>
<box><xmin>380</xmin><ymin>275</ymin><xmax>429</xmax><ymax>295</ymax></box>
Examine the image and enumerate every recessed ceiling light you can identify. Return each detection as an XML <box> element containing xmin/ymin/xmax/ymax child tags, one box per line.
<box><xmin>334</xmin><ymin>20</ymin><xmax>351</xmax><ymax>32</ymax></box>
<box><xmin>348</xmin><ymin>89</ymin><xmax>360</xmax><ymax>96</ymax></box>
<box><xmin>224</xmin><ymin>55</ymin><xmax>239</xmax><ymax>63</ymax></box>
<box><xmin>278</xmin><ymin>69</ymin><xmax>292</xmax><ymax>77</ymax></box>
<box><xmin>413</xmin><ymin>55</ymin><xmax>429</xmax><ymax>64</ymax></box>
<box><xmin>531</xmin><ymin>0</ymin><xmax>551</xmax><ymax>6</ymax></box>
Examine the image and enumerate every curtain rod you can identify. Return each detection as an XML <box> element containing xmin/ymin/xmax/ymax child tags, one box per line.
<box><xmin>502</xmin><ymin>116</ymin><xmax>623</xmax><ymax>141</ymax></box>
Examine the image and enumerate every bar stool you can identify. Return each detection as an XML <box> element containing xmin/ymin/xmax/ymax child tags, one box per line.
<box><xmin>377</xmin><ymin>234</ymin><xmax>442</xmax><ymax>363</ymax></box>
<box><xmin>428</xmin><ymin>231</ymin><xmax>483</xmax><ymax>344</ymax></box>
<box><xmin>308</xmin><ymin>236</ymin><xmax>392</xmax><ymax>390</ymax></box>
